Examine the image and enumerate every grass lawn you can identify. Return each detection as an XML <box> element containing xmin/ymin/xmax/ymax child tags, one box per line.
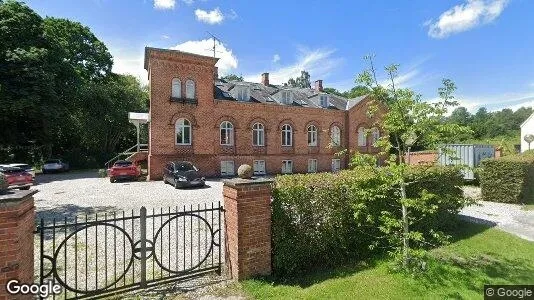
<box><xmin>241</xmin><ymin>221</ymin><xmax>534</xmax><ymax>299</ymax></box>
<box><xmin>522</xmin><ymin>204</ymin><xmax>534</xmax><ymax>211</ymax></box>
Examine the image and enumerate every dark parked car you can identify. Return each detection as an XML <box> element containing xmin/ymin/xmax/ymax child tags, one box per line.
<box><xmin>108</xmin><ymin>160</ymin><xmax>141</xmax><ymax>183</ymax></box>
<box><xmin>42</xmin><ymin>159</ymin><xmax>69</xmax><ymax>173</ymax></box>
<box><xmin>163</xmin><ymin>161</ymin><xmax>205</xmax><ymax>189</ymax></box>
<box><xmin>0</xmin><ymin>166</ymin><xmax>32</xmax><ymax>190</ymax></box>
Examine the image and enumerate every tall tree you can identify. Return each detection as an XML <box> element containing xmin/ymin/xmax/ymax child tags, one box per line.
<box><xmin>220</xmin><ymin>74</ymin><xmax>244</xmax><ymax>82</ymax></box>
<box><xmin>287</xmin><ymin>70</ymin><xmax>311</xmax><ymax>88</ymax></box>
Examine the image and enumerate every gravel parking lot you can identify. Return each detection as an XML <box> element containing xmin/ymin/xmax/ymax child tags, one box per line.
<box><xmin>33</xmin><ymin>170</ymin><xmax>224</xmax><ymax>220</ymax></box>
<box><xmin>32</xmin><ymin>171</ymin><xmax>226</xmax><ymax>298</ymax></box>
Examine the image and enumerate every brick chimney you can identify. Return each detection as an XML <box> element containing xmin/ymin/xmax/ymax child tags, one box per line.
<box><xmin>214</xmin><ymin>67</ymin><xmax>219</xmax><ymax>79</ymax></box>
<box><xmin>315</xmin><ymin>80</ymin><xmax>323</xmax><ymax>92</ymax></box>
<box><xmin>261</xmin><ymin>73</ymin><xmax>269</xmax><ymax>86</ymax></box>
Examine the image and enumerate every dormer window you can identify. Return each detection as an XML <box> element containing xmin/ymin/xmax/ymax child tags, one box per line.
<box><xmin>281</xmin><ymin>91</ymin><xmax>292</xmax><ymax>104</ymax></box>
<box><xmin>320</xmin><ymin>95</ymin><xmax>329</xmax><ymax>108</ymax></box>
<box><xmin>236</xmin><ymin>87</ymin><xmax>250</xmax><ymax>101</ymax></box>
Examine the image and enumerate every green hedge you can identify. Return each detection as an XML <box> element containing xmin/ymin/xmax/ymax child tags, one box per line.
<box><xmin>271</xmin><ymin>166</ymin><xmax>465</xmax><ymax>276</ymax></box>
<box><xmin>480</xmin><ymin>155</ymin><xmax>534</xmax><ymax>204</ymax></box>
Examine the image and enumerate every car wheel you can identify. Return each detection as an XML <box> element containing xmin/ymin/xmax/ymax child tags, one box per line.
<box><xmin>19</xmin><ymin>186</ymin><xmax>30</xmax><ymax>190</ymax></box>
<box><xmin>110</xmin><ymin>177</ymin><xmax>115</xmax><ymax>183</ymax></box>
<box><xmin>174</xmin><ymin>180</ymin><xmax>180</xmax><ymax>189</ymax></box>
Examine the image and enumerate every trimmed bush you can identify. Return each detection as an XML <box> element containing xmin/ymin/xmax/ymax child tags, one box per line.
<box><xmin>0</xmin><ymin>172</ymin><xmax>8</xmax><ymax>193</ymax></box>
<box><xmin>271</xmin><ymin>166</ymin><xmax>466</xmax><ymax>276</ymax></box>
<box><xmin>480</xmin><ymin>155</ymin><xmax>534</xmax><ymax>204</ymax></box>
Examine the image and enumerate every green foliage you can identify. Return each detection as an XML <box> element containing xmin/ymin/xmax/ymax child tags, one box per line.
<box><xmin>480</xmin><ymin>154</ymin><xmax>534</xmax><ymax>204</ymax></box>
<box><xmin>0</xmin><ymin>172</ymin><xmax>7</xmax><ymax>193</ymax></box>
<box><xmin>271</xmin><ymin>167</ymin><xmax>467</xmax><ymax>276</ymax></box>
<box><xmin>219</xmin><ymin>74</ymin><xmax>244</xmax><ymax>82</ymax></box>
<box><xmin>323</xmin><ymin>85</ymin><xmax>370</xmax><ymax>98</ymax></box>
<box><xmin>0</xmin><ymin>1</ymin><xmax>148</xmax><ymax>168</ymax></box>
<box><xmin>286</xmin><ymin>70</ymin><xmax>311</xmax><ymax>88</ymax></box>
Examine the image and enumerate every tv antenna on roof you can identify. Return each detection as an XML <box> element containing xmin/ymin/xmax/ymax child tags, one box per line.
<box><xmin>206</xmin><ymin>31</ymin><xmax>223</xmax><ymax>58</ymax></box>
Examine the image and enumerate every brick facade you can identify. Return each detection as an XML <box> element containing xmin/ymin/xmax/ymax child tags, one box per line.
<box><xmin>0</xmin><ymin>190</ymin><xmax>36</xmax><ymax>300</ymax></box>
<box><xmin>223</xmin><ymin>179</ymin><xmax>272</xmax><ymax>279</ymax></box>
<box><xmin>145</xmin><ymin>47</ymin><xmax>384</xmax><ymax>180</ymax></box>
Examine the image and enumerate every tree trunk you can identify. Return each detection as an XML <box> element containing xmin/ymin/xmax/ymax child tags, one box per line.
<box><xmin>400</xmin><ymin>182</ymin><xmax>409</xmax><ymax>268</ymax></box>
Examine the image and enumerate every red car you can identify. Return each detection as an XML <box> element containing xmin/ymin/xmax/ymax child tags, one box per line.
<box><xmin>0</xmin><ymin>166</ymin><xmax>32</xmax><ymax>190</ymax></box>
<box><xmin>108</xmin><ymin>160</ymin><xmax>140</xmax><ymax>183</ymax></box>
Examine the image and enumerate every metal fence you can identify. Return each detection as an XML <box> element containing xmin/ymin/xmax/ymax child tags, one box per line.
<box><xmin>35</xmin><ymin>203</ymin><xmax>224</xmax><ymax>299</ymax></box>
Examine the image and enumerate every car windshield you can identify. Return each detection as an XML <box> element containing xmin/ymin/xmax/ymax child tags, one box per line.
<box><xmin>45</xmin><ymin>160</ymin><xmax>60</xmax><ymax>164</ymax></box>
<box><xmin>0</xmin><ymin>166</ymin><xmax>23</xmax><ymax>174</ymax></box>
<box><xmin>114</xmin><ymin>161</ymin><xmax>132</xmax><ymax>167</ymax></box>
<box><xmin>175</xmin><ymin>162</ymin><xmax>196</xmax><ymax>172</ymax></box>
<box><xmin>12</xmin><ymin>164</ymin><xmax>30</xmax><ymax>169</ymax></box>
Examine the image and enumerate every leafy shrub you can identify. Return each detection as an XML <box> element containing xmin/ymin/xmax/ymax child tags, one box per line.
<box><xmin>98</xmin><ymin>169</ymin><xmax>108</xmax><ymax>178</ymax></box>
<box><xmin>271</xmin><ymin>166</ymin><xmax>466</xmax><ymax>276</ymax></box>
<box><xmin>480</xmin><ymin>154</ymin><xmax>534</xmax><ymax>204</ymax></box>
<box><xmin>0</xmin><ymin>172</ymin><xmax>8</xmax><ymax>193</ymax></box>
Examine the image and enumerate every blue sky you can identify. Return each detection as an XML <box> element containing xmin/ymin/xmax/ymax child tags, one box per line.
<box><xmin>25</xmin><ymin>0</ymin><xmax>534</xmax><ymax>112</ymax></box>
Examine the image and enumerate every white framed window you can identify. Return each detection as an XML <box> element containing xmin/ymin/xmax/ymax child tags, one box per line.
<box><xmin>371</xmin><ymin>127</ymin><xmax>380</xmax><ymax>145</ymax></box>
<box><xmin>281</xmin><ymin>160</ymin><xmax>293</xmax><ymax>174</ymax></box>
<box><xmin>237</xmin><ymin>88</ymin><xmax>249</xmax><ymax>101</ymax></box>
<box><xmin>220</xmin><ymin>161</ymin><xmax>235</xmax><ymax>176</ymax></box>
<box><xmin>331</xmin><ymin>126</ymin><xmax>341</xmax><ymax>146</ymax></box>
<box><xmin>253</xmin><ymin>123</ymin><xmax>265</xmax><ymax>146</ymax></box>
<box><xmin>332</xmin><ymin>159</ymin><xmax>341</xmax><ymax>172</ymax></box>
<box><xmin>220</xmin><ymin>121</ymin><xmax>234</xmax><ymax>146</ymax></box>
<box><xmin>253</xmin><ymin>160</ymin><xmax>266</xmax><ymax>175</ymax></box>
<box><xmin>171</xmin><ymin>78</ymin><xmax>181</xmax><ymax>98</ymax></box>
<box><xmin>307</xmin><ymin>125</ymin><xmax>318</xmax><ymax>146</ymax></box>
<box><xmin>281</xmin><ymin>91</ymin><xmax>292</xmax><ymax>104</ymax></box>
<box><xmin>281</xmin><ymin>124</ymin><xmax>292</xmax><ymax>146</ymax></box>
<box><xmin>175</xmin><ymin>118</ymin><xmax>191</xmax><ymax>145</ymax></box>
<box><xmin>358</xmin><ymin>127</ymin><xmax>367</xmax><ymax>146</ymax></box>
<box><xmin>185</xmin><ymin>79</ymin><xmax>195</xmax><ymax>99</ymax></box>
<box><xmin>308</xmin><ymin>159</ymin><xmax>318</xmax><ymax>173</ymax></box>
<box><xmin>320</xmin><ymin>95</ymin><xmax>328</xmax><ymax>108</ymax></box>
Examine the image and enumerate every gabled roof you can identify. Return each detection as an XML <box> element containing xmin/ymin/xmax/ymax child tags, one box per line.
<box><xmin>214</xmin><ymin>79</ymin><xmax>369</xmax><ymax>111</ymax></box>
<box><xmin>521</xmin><ymin>112</ymin><xmax>534</xmax><ymax>128</ymax></box>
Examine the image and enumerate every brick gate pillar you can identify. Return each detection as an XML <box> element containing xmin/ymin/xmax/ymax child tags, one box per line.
<box><xmin>0</xmin><ymin>190</ymin><xmax>36</xmax><ymax>300</ymax></box>
<box><xmin>223</xmin><ymin>178</ymin><xmax>273</xmax><ymax>280</ymax></box>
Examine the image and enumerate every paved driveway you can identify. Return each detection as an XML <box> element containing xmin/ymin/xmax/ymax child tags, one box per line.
<box><xmin>461</xmin><ymin>187</ymin><xmax>534</xmax><ymax>241</ymax></box>
<box><xmin>33</xmin><ymin>170</ymin><xmax>224</xmax><ymax>221</ymax></box>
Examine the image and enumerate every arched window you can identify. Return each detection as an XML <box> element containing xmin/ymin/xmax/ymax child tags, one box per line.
<box><xmin>358</xmin><ymin>127</ymin><xmax>367</xmax><ymax>146</ymax></box>
<box><xmin>172</xmin><ymin>78</ymin><xmax>181</xmax><ymax>98</ymax></box>
<box><xmin>253</xmin><ymin>123</ymin><xmax>265</xmax><ymax>146</ymax></box>
<box><xmin>175</xmin><ymin>118</ymin><xmax>191</xmax><ymax>145</ymax></box>
<box><xmin>281</xmin><ymin>124</ymin><xmax>292</xmax><ymax>146</ymax></box>
<box><xmin>220</xmin><ymin>121</ymin><xmax>234</xmax><ymax>145</ymax></box>
<box><xmin>185</xmin><ymin>79</ymin><xmax>195</xmax><ymax>99</ymax></box>
<box><xmin>371</xmin><ymin>128</ymin><xmax>380</xmax><ymax>145</ymax></box>
<box><xmin>331</xmin><ymin>126</ymin><xmax>341</xmax><ymax>146</ymax></box>
<box><xmin>307</xmin><ymin>125</ymin><xmax>318</xmax><ymax>146</ymax></box>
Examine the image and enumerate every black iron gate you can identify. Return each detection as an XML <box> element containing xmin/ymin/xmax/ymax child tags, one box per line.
<box><xmin>35</xmin><ymin>203</ymin><xmax>224</xmax><ymax>299</ymax></box>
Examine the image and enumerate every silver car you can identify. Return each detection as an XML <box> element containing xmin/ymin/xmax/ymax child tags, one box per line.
<box><xmin>42</xmin><ymin>159</ymin><xmax>70</xmax><ymax>174</ymax></box>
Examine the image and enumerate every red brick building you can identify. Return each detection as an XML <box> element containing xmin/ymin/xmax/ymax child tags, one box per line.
<box><xmin>144</xmin><ymin>47</ymin><xmax>384</xmax><ymax>180</ymax></box>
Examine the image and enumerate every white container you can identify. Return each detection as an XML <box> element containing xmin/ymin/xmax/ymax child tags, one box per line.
<box><xmin>438</xmin><ymin>144</ymin><xmax>495</xmax><ymax>180</ymax></box>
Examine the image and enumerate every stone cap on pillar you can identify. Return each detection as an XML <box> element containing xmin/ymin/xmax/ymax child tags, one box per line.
<box><xmin>0</xmin><ymin>189</ymin><xmax>38</xmax><ymax>208</ymax></box>
<box><xmin>222</xmin><ymin>177</ymin><xmax>274</xmax><ymax>187</ymax></box>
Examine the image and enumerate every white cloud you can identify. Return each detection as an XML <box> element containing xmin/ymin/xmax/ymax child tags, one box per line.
<box><xmin>182</xmin><ymin>0</ymin><xmax>194</xmax><ymax>5</ymax></box>
<box><xmin>161</xmin><ymin>35</ymin><xmax>170</xmax><ymax>39</ymax></box>
<box><xmin>110</xmin><ymin>49</ymin><xmax>148</xmax><ymax>84</ymax></box>
<box><xmin>244</xmin><ymin>48</ymin><xmax>342</xmax><ymax>85</ymax></box>
<box><xmin>154</xmin><ymin>0</ymin><xmax>176</xmax><ymax>10</ymax></box>
<box><xmin>272</xmin><ymin>54</ymin><xmax>280</xmax><ymax>63</ymax></box>
<box><xmin>171</xmin><ymin>39</ymin><xmax>238</xmax><ymax>74</ymax></box>
<box><xmin>228</xmin><ymin>9</ymin><xmax>238</xmax><ymax>20</ymax></box>
<box><xmin>195</xmin><ymin>8</ymin><xmax>224</xmax><ymax>25</ymax></box>
<box><xmin>426</xmin><ymin>0</ymin><xmax>509</xmax><ymax>39</ymax></box>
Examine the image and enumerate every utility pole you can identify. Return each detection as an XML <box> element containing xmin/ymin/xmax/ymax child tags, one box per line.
<box><xmin>206</xmin><ymin>31</ymin><xmax>221</xmax><ymax>58</ymax></box>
